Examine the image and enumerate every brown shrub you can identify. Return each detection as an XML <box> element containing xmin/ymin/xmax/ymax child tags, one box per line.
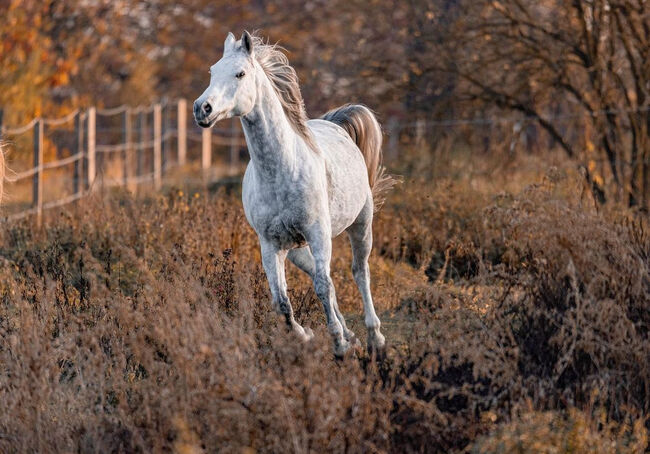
<box><xmin>374</xmin><ymin>178</ymin><xmax>487</xmax><ymax>270</ymax></box>
<box><xmin>482</xmin><ymin>172</ymin><xmax>650</xmax><ymax>417</ymax></box>
<box><xmin>471</xmin><ymin>408</ymin><xmax>647</xmax><ymax>453</ymax></box>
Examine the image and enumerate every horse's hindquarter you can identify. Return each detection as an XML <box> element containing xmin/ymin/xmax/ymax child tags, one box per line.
<box><xmin>309</xmin><ymin>120</ymin><xmax>371</xmax><ymax>236</ymax></box>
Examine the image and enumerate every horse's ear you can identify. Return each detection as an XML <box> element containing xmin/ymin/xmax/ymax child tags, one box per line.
<box><xmin>224</xmin><ymin>32</ymin><xmax>236</xmax><ymax>51</ymax></box>
<box><xmin>241</xmin><ymin>31</ymin><xmax>254</xmax><ymax>56</ymax></box>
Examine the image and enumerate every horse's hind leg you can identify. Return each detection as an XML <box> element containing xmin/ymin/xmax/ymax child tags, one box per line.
<box><xmin>346</xmin><ymin>198</ymin><xmax>385</xmax><ymax>351</ymax></box>
<box><xmin>288</xmin><ymin>247</ymin><xmax>356</xmax><ymax>342</ymax></box>
<box><xmin>260</xmin><ymin>240</ymin><xmax>313</xmax><ymax>342</ymax></box>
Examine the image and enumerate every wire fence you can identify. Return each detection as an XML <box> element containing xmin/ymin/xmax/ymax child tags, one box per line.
<box><xmin>0</xmin><ymin>98</ymin><xmax>246</xmax><ymax>223</ymax></box>
<box><xmin>1</xmin><ymin>100</ymin><xmax>649</xmax><ymax>222</ymax></box>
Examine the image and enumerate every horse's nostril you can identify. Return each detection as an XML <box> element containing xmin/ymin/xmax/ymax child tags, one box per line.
<box><xmin>203</xmin><ymin>102</ymin><xmax>212</xmax><ymax>115</ymax></box>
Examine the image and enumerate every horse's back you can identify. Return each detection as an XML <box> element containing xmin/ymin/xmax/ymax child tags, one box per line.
<box><xmin>308</xmin><ymin>119</ymin><xmax>368</xmax><ymax>179</ymax></box>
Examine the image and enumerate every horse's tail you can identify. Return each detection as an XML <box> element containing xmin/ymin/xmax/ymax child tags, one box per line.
<box><xmin>321</xmin><ymin>104</ymin><xmax>398</xmax><ymax>211</ymax></box>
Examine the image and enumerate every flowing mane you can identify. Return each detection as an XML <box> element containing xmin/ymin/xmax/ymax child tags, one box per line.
<box><xmin>250</xmin><ymin>34</ymin><xmax>317</xmax><ymax>150</ymax></box>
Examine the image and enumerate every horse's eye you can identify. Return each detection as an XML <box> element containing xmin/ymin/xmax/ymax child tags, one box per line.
<box><xmin>236</xmin><ymin>71</ymin><xmax>245</xmax><ymax>79</ymax></box>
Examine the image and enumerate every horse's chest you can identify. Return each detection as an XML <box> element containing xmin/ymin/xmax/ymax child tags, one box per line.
<box><xmin>264</xmin><ymin>215</ymin><xmax>307</xmax><ymax>248</ymax></box>
<box><xmin>243</xmin><ymin>188</ymin><xmax>309</xmax><ymax>248</ymax></box>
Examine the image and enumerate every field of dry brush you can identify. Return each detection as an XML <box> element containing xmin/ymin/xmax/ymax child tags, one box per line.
<box><xmin>0</xmin><ymin>151</ymin><xmax>648</xmax><ymax>453</ymax></box>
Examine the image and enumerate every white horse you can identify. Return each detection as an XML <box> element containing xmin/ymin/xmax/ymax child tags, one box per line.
<box><xmin>193</xmin><ymin>31</ymin><xmax>396</xmax><ymax>357</ymax></box>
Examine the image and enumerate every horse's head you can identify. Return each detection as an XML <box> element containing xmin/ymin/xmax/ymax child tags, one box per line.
<box><xmin>194</xmin><ymin>31</ymin><xmax>258</xmax><ymax>128</ymax></box>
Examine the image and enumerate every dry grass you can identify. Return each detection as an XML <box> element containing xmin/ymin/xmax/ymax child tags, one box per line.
<box><xmin>0</xmin><ymin>152</ymin><xmax>648</xmax><ymax>453</ymax></box>
<box><xmin>472</xmin><ymin>408</ymin><xmax>647</xmax><ymax>454</ymax></box>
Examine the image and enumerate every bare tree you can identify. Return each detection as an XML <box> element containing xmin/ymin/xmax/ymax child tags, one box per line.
<box><xmin>433</xmin><ymin>0</ymin><xmax>650</xmax><ymax>208</ymax></box>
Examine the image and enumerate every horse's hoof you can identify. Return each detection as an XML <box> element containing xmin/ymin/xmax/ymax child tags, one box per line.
<box><xmin>293</xmin><ymin>324</ymin><xmax>314</xmax><ymax>342</ymax></box>
<box><xmin>367</xmin><ymin>331</ymin><xmax>386</xmax><ymax>358</ymax></box>
<box><xmin>345</xmin><ymin>330</ymin><xmax>361</xmax><ymax>347</ymax></box>
<box><xmin>332</xmin><ymin>338</ymin><xmax>352</xmax><ymax>359</ymax></box>
<box><xmin>301</xmin><ymin>327</ymin><xmax>314</xmax><ymax>342</ymax></box>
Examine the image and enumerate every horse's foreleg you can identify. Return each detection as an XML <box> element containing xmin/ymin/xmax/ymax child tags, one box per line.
<box><xmin>260</xmin><ymin>240</ymin><xmax>313</xmax><ymax>342</ymax></box>
<box><xmin>346</xmin><ymin>200</ymin><xmax>385</xmax><ymax>352</ymax></box>
<box><xmin>288</xmin><ymin>247</ymin><xmax>357</xmax><ymax>343</ymax></box>
<box><xmin>305</xmin><ymin>227</ymin><xmax>351</xmax><ymax>358</ymax></box>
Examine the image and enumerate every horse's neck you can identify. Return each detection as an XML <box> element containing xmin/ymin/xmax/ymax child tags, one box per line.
<box><xmin>241</xmin><ymin>74</ymin><xmax>299</xmax><ymax>178</ymax></box>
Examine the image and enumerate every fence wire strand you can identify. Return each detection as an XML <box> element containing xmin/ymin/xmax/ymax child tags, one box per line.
<box><xmin>42</xmin><ymin>110</ymin><xmax>79</xmax><ymax>126</ymax></box>
<box><xmin>2</xmin><ymin>118</ymin><xmax>38</xmax><ymax>136</ymax></box>
<box><xmin>96</xmin><ymin>131</ymin><xmax>176</xmax><ymax>153</ymax></box>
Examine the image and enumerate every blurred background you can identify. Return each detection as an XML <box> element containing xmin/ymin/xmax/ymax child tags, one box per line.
<box><xmin>1</xmin><ymin>0</ymin><xmax>649</xmax><ymax>211</ymax></box>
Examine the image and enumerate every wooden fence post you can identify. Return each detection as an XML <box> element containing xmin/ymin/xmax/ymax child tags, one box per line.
<box><xmin>153</xmin><ymin>104</ymin><xmax>162</xmax><ymax>189</ymax></box>
<box><xmin>33</xmin><ymin>119</ymin><xmax>43</xmax><ymax>223</ymax></box>
<box><xmin>202</xmin><ymin>127</ymin><xmax>211</xmax><ymax>170</ymax></box>
<box><xmin>123</xmin><ymin>108</ymin><xmax>133</xmax><ymax>188</ymax></box>
<box><xmin>87</xmin><ymin>107</ymin><xmax>96</xmax><ymax>189</ymax></box>
<box><xmin>136</xmin><ymin>111</ymin><xmax>145</xmax><ymax>180</ymax></box>
<box><xmin>177</xmin><ymin>99</ymin><xmax>187</xmax><ymax>166</ymax></box>
<box><xmin>230</xmin><ymin>118</ymin><xmax>239</xmax><ymax>173</ymax></box>
<box><xmin>0</xmin><ymin>109</ymin><xmax>4</xmax><ymax>134</ymax></box>
<box><xmin>161</xmin><ymin>101</ymin><xmax>168</xmax><ymax>171</ymax></box>
<box><xmin>73</xmin><ymin>112</ymin><xmax>81</xmax><ymax>195</ymax></box>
